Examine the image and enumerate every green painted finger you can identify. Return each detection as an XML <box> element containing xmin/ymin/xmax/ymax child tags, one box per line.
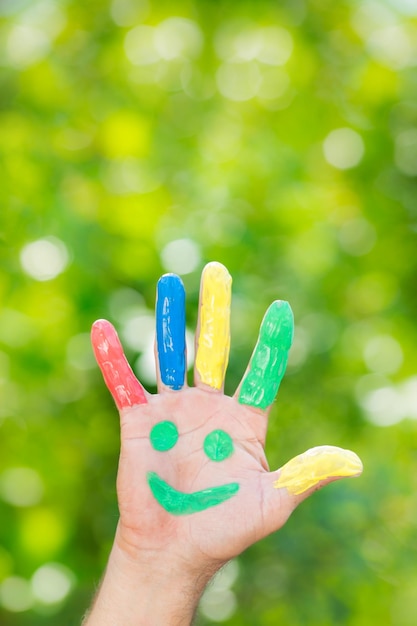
<box><xmin>238</xmin><ymin>300</ymin><xmax>294</xmax><ymax>410</ymax></box>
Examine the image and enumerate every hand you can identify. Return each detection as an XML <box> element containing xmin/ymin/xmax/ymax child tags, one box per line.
<box><xmin>85</xmin><ymin>262</ymin><xmax>362</xmax><ymax>626</ymax></box>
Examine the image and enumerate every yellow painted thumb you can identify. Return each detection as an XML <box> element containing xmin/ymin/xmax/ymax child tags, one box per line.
<box><xmin>274</xmin><ymin>445</ymin><xmax>363</xmax><ymax>496</ymax></box>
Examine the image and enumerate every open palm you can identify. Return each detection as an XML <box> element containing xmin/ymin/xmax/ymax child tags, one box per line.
<box><xmin>91</xmin><ymin>262</ymin><xmax>362</xmax><ymax>572</ymax></box>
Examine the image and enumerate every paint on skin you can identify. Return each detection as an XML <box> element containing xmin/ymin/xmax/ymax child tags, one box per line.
<box><xmin>195</xmin><ymin>262</ymin><xmax>232</xmax><ymax>390</ymax></box>
<box><xmin>150</xmin><ymin>421</ymin><xmax>179</xmax><ymax>451</ymax></box>
<box><xmin>147</xmin><ymin>472</ymin><xmax>239</xmax><ymax>515</ymax></box>
<box><xmin>203</xmin><ymin>429</ymin><xmax>234</xmax><ymax>462</ymax></box>
<box><xmin>156</xmin><ymin>274</ymin><xmax>186</xmax><ymax>390</ymax></box>
<box><xmin>238</xmin><ymin>300</ymin><xmax>293</xmax><ymax>410</ymax></box>
<box><xmin>274</xmin><ymin>446</ymin><xmax>363</xmax><ymax>495</ymax></box>
<box><xmin>91</xmin><ymin>319</ymin><xmax>147</xmax><ymax>409</ymax></box>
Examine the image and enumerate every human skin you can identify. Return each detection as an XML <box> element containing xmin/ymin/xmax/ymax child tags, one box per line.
<box><xmin>83</xmin><ymin>263</ymin><xmax>362</xmax><ymax>626</ymax></box>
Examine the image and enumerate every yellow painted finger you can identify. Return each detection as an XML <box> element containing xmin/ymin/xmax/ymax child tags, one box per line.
<box><xmin>274</xmin><ymin>446</ymin><xmax>363</xmax><ymax>495</ymax></box>
<box><xmin>195</xmin><ymin>262</ymin><xmax>232</xmax><ymax>390</ymax></box>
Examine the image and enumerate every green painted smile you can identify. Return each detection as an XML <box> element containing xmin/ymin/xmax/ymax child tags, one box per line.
<box><xmin>147</xmin><ymin>472</ymin><xmax>240</xmax><ymax>515</ymax></box>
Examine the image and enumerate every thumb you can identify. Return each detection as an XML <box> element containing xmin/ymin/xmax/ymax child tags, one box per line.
<box><xmin>260</xmin><ymin>446</ymin><xmax>362</xmax><ymax>537</ymax></box>
<box><xmin>273</xmin><ymin>445</ymin><xmax>363</xmax><ymax>503</ymax></box>
<box><xmin>259</xmin><ymin>446</ymin><xmax>362</xmax><ymax>538</ymax></box>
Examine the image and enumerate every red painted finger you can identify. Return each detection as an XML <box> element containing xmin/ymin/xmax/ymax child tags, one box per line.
<box><xmin>91</xmin><ymin>319</ymin><xmax>147</xmax><ymax>410</ymax></box>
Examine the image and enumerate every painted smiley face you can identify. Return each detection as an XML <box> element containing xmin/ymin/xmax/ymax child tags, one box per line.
<box><xmin>147</xmin><ymin>421</ymin><xmax>239</xmax><ymax>515</ymax></box>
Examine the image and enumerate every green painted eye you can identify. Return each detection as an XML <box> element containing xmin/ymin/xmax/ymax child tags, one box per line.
<box><xmin>150</xmin><ymin>421</ymin><xmax>179</xmax><ymax>451</ymax></box>
<box><xmin>203</xmin><ymin>430</ymin><xmax>234</xmax><ymax>462</ymax></box>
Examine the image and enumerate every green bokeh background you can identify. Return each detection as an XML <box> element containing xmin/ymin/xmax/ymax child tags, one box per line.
<box><xmin>1</xmin><ymin>0</ymin><xmax>417</xmax><ymax>623</ymax></box>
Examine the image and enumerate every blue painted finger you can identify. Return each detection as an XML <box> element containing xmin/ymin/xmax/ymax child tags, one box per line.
<box><xmin>156</xmin><ymin>274</ymin><xmax>186</xmax><ymax>390</ymax></box>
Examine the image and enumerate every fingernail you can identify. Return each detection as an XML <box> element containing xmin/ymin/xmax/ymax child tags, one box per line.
<box><xmin>274</xmin><ymin>446</ymin><xmax>363</xmax><ymax>495</ymax></box>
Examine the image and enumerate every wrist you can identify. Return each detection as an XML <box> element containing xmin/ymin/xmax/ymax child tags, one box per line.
<box><xmin>83</xmin><ymin>524</ymin><xmax>218</xmax><ymax>626</ymax></box>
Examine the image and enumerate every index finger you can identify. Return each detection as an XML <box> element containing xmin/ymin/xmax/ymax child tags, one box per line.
<box><xmin>235</xmin><ymin>300</ymin><xmax>294</xmax><ymax>411</ymax></box>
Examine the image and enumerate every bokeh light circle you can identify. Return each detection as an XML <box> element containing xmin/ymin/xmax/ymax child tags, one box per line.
<box><xmin>323</xmin><ymin>128</ymin><xmax>365</xmax><ymax>169</ymax></box>
<box><xmin>20</xmin><ymin>237</ymin><xmax>69</xmax><ymax>281</ymax></box>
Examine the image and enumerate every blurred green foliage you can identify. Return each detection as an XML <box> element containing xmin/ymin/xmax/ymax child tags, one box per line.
<box><xmin>1</xmin><ymin>0</ymin><xmax>417</xmax><ymax>623</ymax></box>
